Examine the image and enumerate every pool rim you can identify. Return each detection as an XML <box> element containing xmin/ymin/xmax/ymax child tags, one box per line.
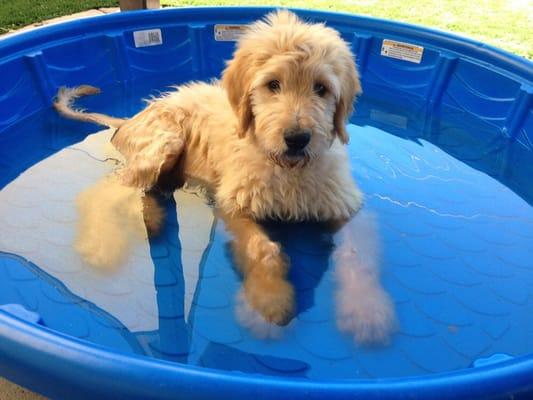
<box><xmin>1</xmin><ymin>311</ymin><xmax>533</xmax><ymax>399</ymax></box>
<box><xmin>0</xmin><ymin>6</ymin><xmax>532</xmax><ymax>399</ymax></box>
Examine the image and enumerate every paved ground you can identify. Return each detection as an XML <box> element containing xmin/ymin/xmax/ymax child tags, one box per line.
<box><xmin>0</xmin><ymin>9</ymin><xmax>121</xmax><ymax>400</ymax></box>
<box><xmin>0</xmin><ymin>378</ymin><xmax>46</xmax><ymax>400</ymax></box>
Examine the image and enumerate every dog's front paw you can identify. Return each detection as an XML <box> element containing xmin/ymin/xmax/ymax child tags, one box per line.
<box><xmin>246</xmin><ymin>234</ymin><xmax>282</xmax><ymax>264</ymax></box>
<box><xmin>243</xmin><ymin>275</ymin><xmax>294</xmax><ymax>326</ymax></box>
<box><xmin>336</xmin><ymin>283</ymin><xmax>396</xmax><ymax>345</ymax></box>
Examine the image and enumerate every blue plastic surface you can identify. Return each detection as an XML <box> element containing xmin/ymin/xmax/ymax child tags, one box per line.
<box><xmin>0</xmin><ymin>6</ymin><xmax>532</xmax><ymax>400</ymax></box>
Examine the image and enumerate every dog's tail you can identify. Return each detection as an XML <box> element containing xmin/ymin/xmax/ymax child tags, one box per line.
<box><xmin>54</xmin><ymin>85</ymin><xmax>126</xmax><ymax>128</ymax></box>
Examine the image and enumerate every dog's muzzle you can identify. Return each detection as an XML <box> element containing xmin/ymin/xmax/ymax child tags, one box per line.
<box><xmin>283</xmin><ymin>129</ymin><xmax>312</xmax><ymax>167</ymax></box>
<box><xmin>284</xmin><ymin>129</ymin><xmax>311</xmax><ymax>153</ymax></box>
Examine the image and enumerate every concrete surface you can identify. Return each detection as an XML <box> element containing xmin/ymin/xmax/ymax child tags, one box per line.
<box><xmin>0</xmin><ymin>378</ymin><xmax>46</xmax><ymax>399</ymax></box>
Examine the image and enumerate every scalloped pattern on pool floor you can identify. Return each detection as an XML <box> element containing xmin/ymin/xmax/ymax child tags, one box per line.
<box><xmin>0</xmin><ymin>100</ymin><xmax>532</xmax><ymax>380</ymax></box>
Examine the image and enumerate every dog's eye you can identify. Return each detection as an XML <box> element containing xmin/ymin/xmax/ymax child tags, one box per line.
<box><xmin>267</xmin><ymin>80</ymin><xmax>281</xmax><ymax>92</ymax></box>
<box><xmin>314</xmin><ymin>83</ymin><xmax>327</xmax><ymax>97</ymax></box>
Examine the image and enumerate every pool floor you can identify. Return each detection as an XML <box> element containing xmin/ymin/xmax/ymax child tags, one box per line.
<box><xmin>0</xmin><ymin>80</ymin><xmax>532</xmax><ymax>380</ymax></box>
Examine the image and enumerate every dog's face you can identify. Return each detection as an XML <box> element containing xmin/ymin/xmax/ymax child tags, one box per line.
<box><xmin>223</xmin><ymin>10</ymin><xmax>362</xmax><ymax>168</ymax></box>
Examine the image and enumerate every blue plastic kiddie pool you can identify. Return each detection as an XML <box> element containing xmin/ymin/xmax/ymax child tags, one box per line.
<box><xmin>0</xmin><ymin>7</ymin><xmax>532</xmax><ymax>400</ymax></box>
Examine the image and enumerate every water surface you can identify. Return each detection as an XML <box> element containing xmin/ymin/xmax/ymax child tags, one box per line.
<box><xmin>0</xmin><ymin>80</ymin><xmax>531</xmax><ymax>379</ymax></box>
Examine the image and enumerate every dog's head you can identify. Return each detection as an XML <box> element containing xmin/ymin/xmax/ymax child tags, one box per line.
<box><xmin>222</xmin><ymin>10</ymin><xmax>362</xmax><ymax>168</ymax></box>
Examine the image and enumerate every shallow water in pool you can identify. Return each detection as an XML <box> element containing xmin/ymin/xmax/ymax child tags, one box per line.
<box><xmin>0</xmin><ymin>81</ymin><xmax>532</xmax><ymax>380</ymax></box>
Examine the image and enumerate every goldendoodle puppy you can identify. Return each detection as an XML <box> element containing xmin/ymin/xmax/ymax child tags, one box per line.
<box><xmin>55</xmin><ymin>10</ymin><xmax>395</xmax><ymax>344</ymax></box>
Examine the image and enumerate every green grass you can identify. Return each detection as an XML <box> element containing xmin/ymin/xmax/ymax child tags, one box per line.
<box><xmin>0</xmin><ymin>0</ymin><xmax>531</xmax><ymax>59</ymax></box>
<box><xmin>162</xmin><ymin>0</ymin><xmax>533</xmax><ymax>59</ymax></box>
<box><xmin>0</xmin><ymin>0</ymin><xmax>117</xmax><ymax>33</ymax></box>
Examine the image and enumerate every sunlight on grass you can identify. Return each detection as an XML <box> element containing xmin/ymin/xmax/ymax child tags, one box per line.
<box><xmin>160</xmin><ymin>0</ymin><xmax>532</xmax><ymax>59</ymax></box>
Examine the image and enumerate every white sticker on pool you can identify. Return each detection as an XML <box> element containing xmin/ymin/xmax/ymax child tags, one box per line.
<box><xmin>381</xmin><ymin>39</ymin><xmax>424</xmax><ymax>63</ymax></box>
<box><xmin>133</xmin><ymin>29</ymin><xmax>163</xmax><ymax>48</ymax></box>
<box><xmin>214</xmin><ymin>24</ymin><xmax>248</xmax><ymax>41</ymax></box>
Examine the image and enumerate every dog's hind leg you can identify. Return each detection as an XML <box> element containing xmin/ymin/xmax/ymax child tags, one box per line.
<box><xmin>114</xmin><ymin>129</ymin><xmax>185</xmax><ymax>191</ymax></box>
<box><xmin>218</xmin><ymin>210</ymin><xmax>294</xmax><ymax>326</ymax></box>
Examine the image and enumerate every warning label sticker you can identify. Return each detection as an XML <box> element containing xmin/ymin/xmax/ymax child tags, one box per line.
<box><xmin>214</xmin><ymin>24</ymin><xmax>248</xmax><ymax>41</ymax></box>
<box><xmin>381</xmin><ymin>39</ymin><xmax>424</xmax><ymax>64</ymax></box>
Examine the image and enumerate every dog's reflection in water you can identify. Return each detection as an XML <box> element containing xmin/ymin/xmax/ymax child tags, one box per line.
<box><xmin>76</xmin><ymin>176</ymin><xmax>395</xmax><ymax>345</ymax></box>
<box><xmin>75</xmin><ymin>175</ymin><xmax>164</xmax><ymax>270</ymax></box>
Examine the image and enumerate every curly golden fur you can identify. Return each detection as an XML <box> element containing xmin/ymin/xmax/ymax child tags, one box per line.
<box><xmin>55</xmin><ymin>10</ymin><xmax>395</xmax><ymax>344</ymax></box>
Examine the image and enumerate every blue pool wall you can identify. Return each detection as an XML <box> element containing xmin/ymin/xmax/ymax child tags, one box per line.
<box><xmin>0</xmin><ymin>7</ymin><xmax>531</xmax><ymax>143</ymax></box>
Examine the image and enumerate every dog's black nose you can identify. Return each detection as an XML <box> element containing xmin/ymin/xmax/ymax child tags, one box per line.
<box><xmin>284</xmin><ymin>130</ymin><xmax>311</xmax><ymax>151</ymax></box>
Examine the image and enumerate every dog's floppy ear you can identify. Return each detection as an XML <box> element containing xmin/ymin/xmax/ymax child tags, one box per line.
<box><xmin>222</xmin><ymin>50</ymin><xmax>255</xmax><ymax>138</ymax></box>
<box><xmin>334</xmin><ymin>56</ymin><xmax>362</xmax><ymax>144</ymax></box>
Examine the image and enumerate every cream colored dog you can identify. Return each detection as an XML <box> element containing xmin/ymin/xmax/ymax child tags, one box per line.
<box><xmin>55</xmin><ymin>10</ymin><xmax>395</xmax><ymax>344</ymax></box>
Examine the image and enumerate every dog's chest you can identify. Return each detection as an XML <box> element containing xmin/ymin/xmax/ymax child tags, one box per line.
<box><xmin>217</xmin><ymin>160</ymin><xmax>361</xmax><ymax>221</ymax></box>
